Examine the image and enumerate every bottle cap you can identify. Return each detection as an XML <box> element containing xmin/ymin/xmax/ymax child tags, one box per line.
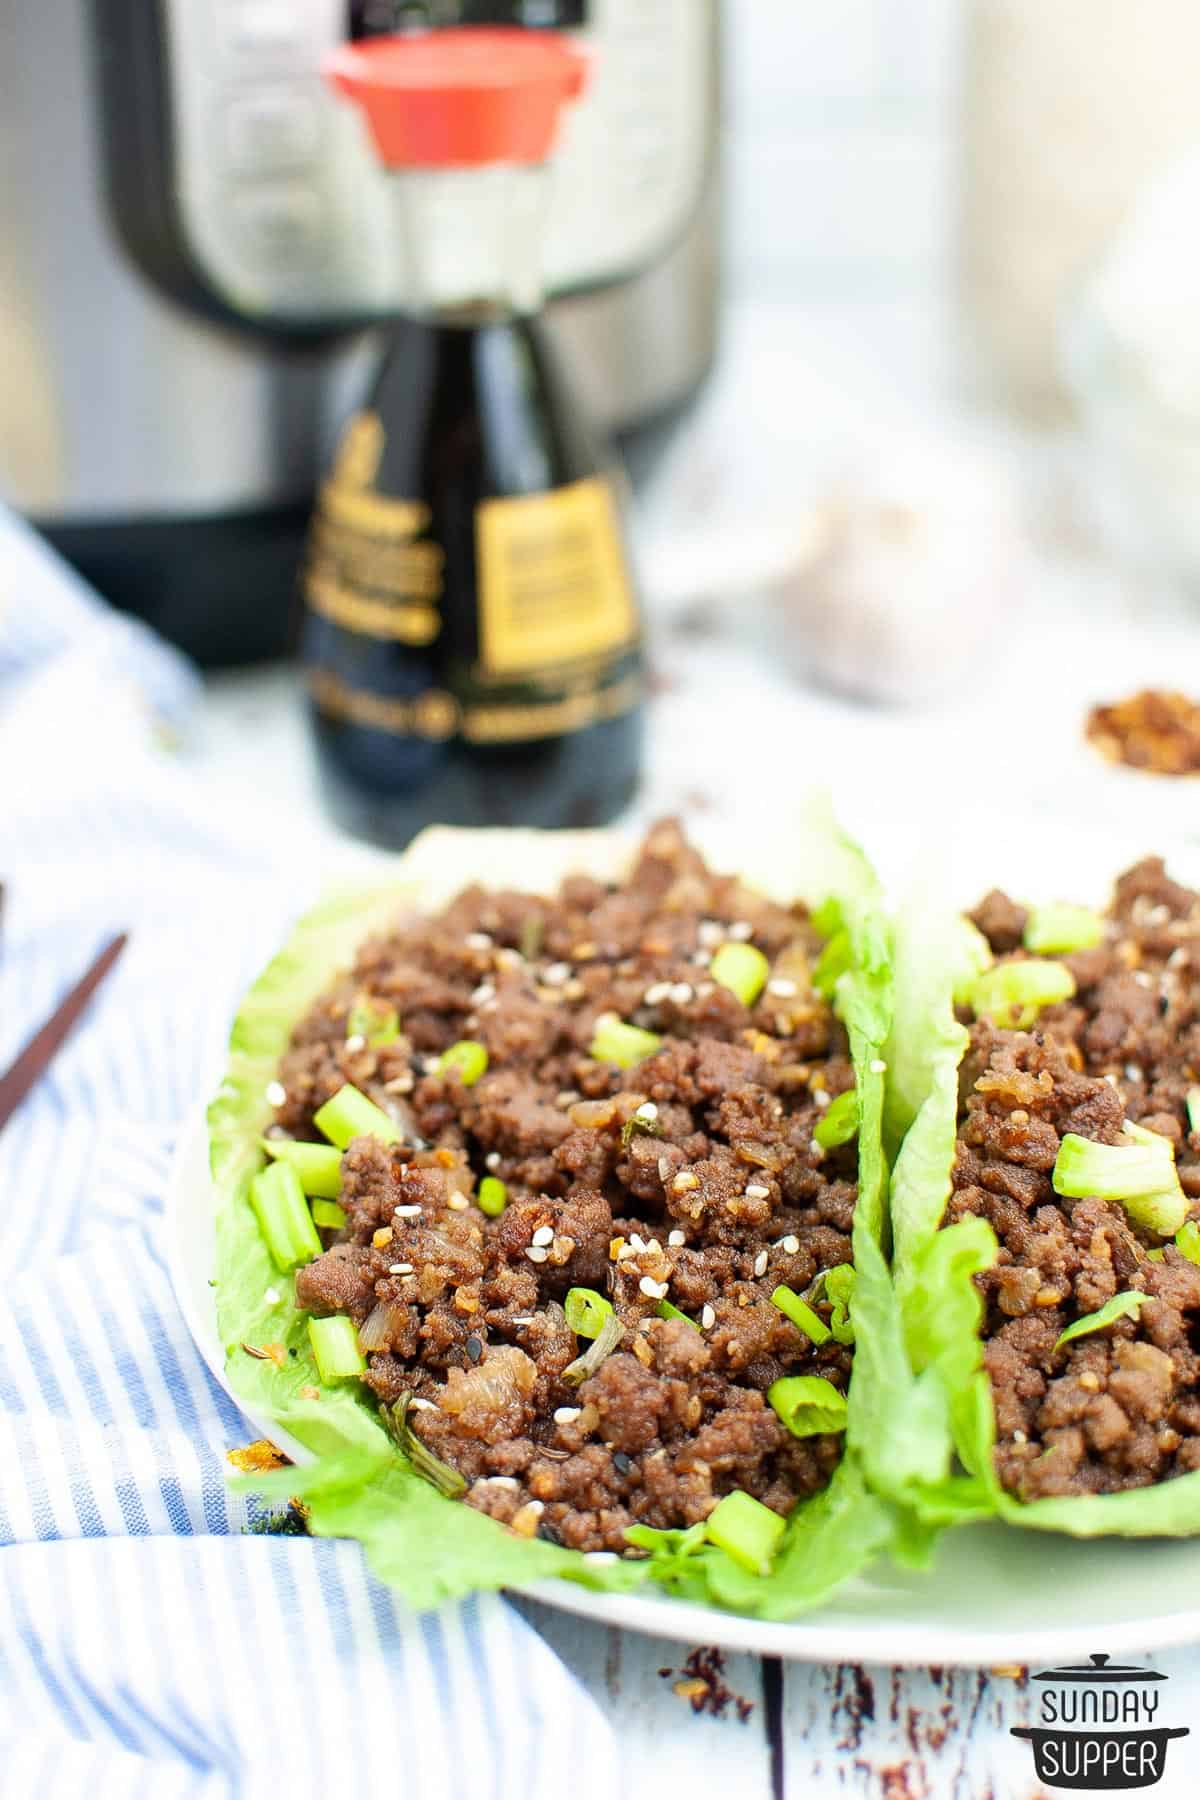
<box><xmin>324</xmin><ymin>28</ymin><xmax>588</xmax><ymax>169</ymax></box>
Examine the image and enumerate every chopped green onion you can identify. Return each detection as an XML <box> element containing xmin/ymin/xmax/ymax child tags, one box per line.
<box><xmin>767</xmin><ymin>1374</ymin><xmax>849</xmax><ymax>1438</ymax></box>
<box><xmin>1054</xmin><ymin>1127</ymin><xmax>1187</xmax><ymax>1236</ymax></box>
<box><xmin>813</xmin><ymin>1087</ymin><xmax>859</xmax><ymax>1151</ymax></box>
<box><xmin>704</xmin><ymin>1490</ymin><xmax>786</xmax><ymax>1576</ymax></box>
<box><xmin>771</xmin><ymin>1284</ymin><xmax>831</xmax><ymax>1345</ymax></box>
<box><xmin>589</xmin><ymin>1013</ymin><xmax>662</xmax><ymax>1070</ymax></box>
<box><xmin>477</xmin><ymin>1176</ymin><xmax>508</xmax><ymax>1217</ymax></box>
<box><xmin>384</xmin><ymin>1395</ymin><xmax>467</xmax><ymax>1497</ymax></box>
<box><xmin>564</xmin><ymin>1287</ymin><xmax>614</xmax><ymax>1338</ymax></box>
<box><xmin>311</xmin><ymin>1199</ymin><xmax>347</xmax><ymax>1230</ymax></box>
<box><xmin>969</xmin><ymin>959</ymin><xmax>1076</xmax><ymax>1029</ymax></box>
<box><xmin>259</xmin><ymin>1138</ymin><xmax>343</xmax><ymax>1199</ymax></box>
<box><xmin>562</xmin><ymin>1310</ymin><xmax>623</xmax><ymax>1386</ymax></box>
<box><xmin>823</xmin><ymin>1264</ymin><xmax>856</xmax><ymax>1344</ymax></box>
<box><xmin>346</xmin><ymin>1001</ymin><xmax>401</xmax><ymax>1046</ymax></box>
<box><xmin>313</xmin><ymin>1083</ymin><xmax>403</xmax><ymax>1149</ymax></box>
<box><xmin>306</xmin><ymin>1314</ymin><xmax>366</xmax><ymax>1382</ymax></box>
<box><xmin>709</xmin><ymin>942</ymin><xmax>770</xmax><ymax>1007</ymax></box>
<box><xmin>250</xmin><ymin>1161</ymin><xmax>323</xmax><ymax>1271</ymax></box>
<box><xmin>810</xmin><ymin>896</ymin><xmax>844</xmax><ymax>941</ymax></box>
<box><xmin>1187</xmin><ymin>1088</ymin><xmax>1200</xmax><ymax>1136</ymax></box>
<box><xmin>1023</xmin><ymin>903</ymin><xmax>1104</xmax><ymax>956</ymax></box>
<box><xmin>656</xmin><ymin>1298</ymin><xmax>698</xmax><ymax>1328</ymax></box>
<box><xmin>812</xmin><ymin>930</ymin><xmax>852</xmax><ymax>1000</ymax></box>
<box><xmin>437</xmin><ymin>1040</ymin><xmax>488</xmax><ymax>1086</ymax></box>
<box><xmin>1176</xmin><ymin>1222</ymin><xmax>1200</xmax><ymax>1266</ymax></box>
<box><xmin>1055</xmin><ymin>1290</ymin><xmax>1148</xmax><ymax>1349</ymax></box>
<box><xmin>951</xmin><ymin>918</ymin><xmax>994</xmax><ymax>1008</ymax></box>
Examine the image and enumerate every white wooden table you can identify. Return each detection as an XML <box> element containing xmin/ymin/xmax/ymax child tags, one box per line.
<box><xmin>197</xmin><ymin>551</ymin><xmax>1200</xmax><ymax>1798</ymax></box>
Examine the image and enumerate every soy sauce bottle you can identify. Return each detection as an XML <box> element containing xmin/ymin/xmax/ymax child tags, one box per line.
<box><xmin>303</xmin><ymin>29</ymin><xmax>644</xmax><ymax>846</ymax></box>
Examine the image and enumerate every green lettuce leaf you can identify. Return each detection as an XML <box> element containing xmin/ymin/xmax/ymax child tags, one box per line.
<box><xmin>209</xmin><ymin>812</ymin><xmax>903</xmax><ymax>1615</ymax></box>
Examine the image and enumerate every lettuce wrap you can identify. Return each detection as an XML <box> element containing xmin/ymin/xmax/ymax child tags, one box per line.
<box><xmin>877</xmin><ymin>882</ymin><xmax>1200</xmax><ymax>1540</ymax></box>
<box><xmin>208</xmin><ymin>806</ymin><xmax>905</xmax><ymax>1617</ymax></box>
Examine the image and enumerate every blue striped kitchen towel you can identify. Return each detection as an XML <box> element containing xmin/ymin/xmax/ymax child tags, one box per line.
<box><xmin>0</xmin><ymin>511</ymin><xmax>621</xmax><ymax>1799</ymax></box>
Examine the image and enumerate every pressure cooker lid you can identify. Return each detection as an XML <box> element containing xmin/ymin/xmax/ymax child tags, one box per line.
<box><xmin>1033</xmin><ymin>1652</ymin><xmax>1166</xmax><ymax>1683</ymax></box>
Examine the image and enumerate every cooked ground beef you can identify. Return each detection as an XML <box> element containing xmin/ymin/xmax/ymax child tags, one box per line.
<box><xmin>953</xmin><ymin>858</ymin><xmax>1200</xmax><ymax>1501</ymax></box>
<box><xmin>277</xmin><ymin>821</ymin><xmax>857</xmax><ymax>1552</ymax></box>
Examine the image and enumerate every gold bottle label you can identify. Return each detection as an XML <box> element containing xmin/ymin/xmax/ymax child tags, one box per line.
<box><xmin>305</xmin><ymin>413</ymin><xmax>640</xmax><ymax>744</ymax></box>
<box><xmin>474</xmin><ymin>476</ymin><xmax>638</xmax><ymax>680</ymax></box>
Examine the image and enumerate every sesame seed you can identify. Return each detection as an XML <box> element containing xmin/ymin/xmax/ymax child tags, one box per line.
<box><xmin>388</xmin><ymin>1263</ymin><xmax>414</xmax><ymax>1275</ymax></box>
<box><xmin>485</xmin><ymin>1151</ymin><xmax>501</xmax><ymax>1170</ymax></box>
<box><xmin>526</xmin><ymin>1245</ymin><xmax>549</xmax><ymax>1264</ymax></box>
<box><xmin>394</xmin><ymin>1204</ymin><xmax>422</xmax><ymax>1218</ymax></box>
<box><xmin>616</xmin><ymin>1242</ymin><xmax>637</xmax><ymax>1260</ymax></box>
<box><xmin>384</xmin><ymin>1073</ymin><xmax>415</xmax><ymax>1095</ymax></box>
<box><xmin>494</xmin><ymin>948</ymin><xmax>522</xmax><ymax>971</ymax></box>
<box><xmin>1133</xmin><ymin>970</ymin><xmax>1155</xmax><ymax>989</ymax></box>
<box><xmin>265</xmin><ymin>1080</ymin><xmax>286</xmax><ymax>1107</ymax></box>
<box><xmin>554</xmin><ymin>1406</ymin><xmax>582</xmax><ymax>1425</ymax></box>
<box><xmin>1125</xmin><ymin>1063</ymin><xmax>1143</xmax><ymax>1082</ymax></box>
<box><xmin>639</xmin><ymin>1275</ymin><xmax>669</xmax><ymax>1300</ymax></box>
<box><xmin>643</xmin><ymin>980</ymin><xmax>672</xmax><ymax>1005</ymax></box>
<box><xmin>471</xmin><ymin>983</ymin><xmax>496</xmax><ymax>1006</ymax></box>
<box><xmin>407</xmin><ymin>1396</ymin><xmax>436</xmax><ymax>1411</ymax></box>
<box><xmin>465</xmin><ymin>931</ymin><xmax>493</xmax><ymax>950</ymax></box>
<box><xmin>813</xmin><ymin>1088</ymin><xmax>831</xmax><ymax>1110</ymax></box>
<box><xmin>1012</xmin><ymin>1429</ymin><xmax>1027</xmax><ymax>1445</ymax></box>
<box><xmin>745</xmin><ymin>1183</ymin><xmax>770</xmax><ymax>1200</ymax></box>
<box><xmin>692</xmin><ymin>949</ymin><xmax>710</xmax><ymax>966</ymax></box>
<box><xmin>781</xmin><ymin>1234</ymin><xmax>800</xmax><ymax>1253</ymax></box>
<box><xmin>698</xmin><ymin>920</ymin><xmax>724</xmax><ymax>947</ymax></box>
<box><xmin>729</xmin><ymin>920</ymin><xmax>753</xmax><ymax>941</ymax></box>
<box><xmin>668</xmin><ymin>982</ymin><xmax>693</xmax><ymax>1006</ymax></box>
<box><xmin>532</xmin><ymin>1224</ymin><xmax>555</xmax><ymax>1247</ymax></box>
<box><xmin>510</xmin><ymin>1316</ymin><xmax>535</xmax><ymax>1326</ymax></box>
<box><xmin>629</xmin><ymin>1232</ymin><xmax>648</xmax><ymax>1253</ymax></box>
<box><xmin>524</xmin><ymin>1499</ymin><xmax>545</xmax><ymax>1516</ymax></box>
<box><xmin>701</xmin><ymin>1304</ymin><xmax>715</xmax><ymax>1330</ymax></box>
<box><xmin>869</xmin><ymin>1058</ymin><xmax>887</xmax><ymax>1074</ymax></box>
<box><xmin>344</xmin><ymin>1034</ymin><xmax>366</xmax><ymax>1053</ymax></box>
<box><xmin>668</xmin><ymin>1229</ymin><xmax>686</xmax><ymax>1247</ymax></box>
<box><xmin>447</xmin><ymin>1194</ymin><xmax>469</xmax><ymax>1211</ymax></box>
<box><xmin>556</xmin><ymin>1090</ymin><xmax>580</xmax><ymax>1108</ymax></box>
<box><xmin>480</xmin><ymin>1474</ymin><xmax>518</xmax><ymax>1488</ymax></box>
<box><xmin>542</xmin><ymin>962</ymin><xmax>571</xmax><ymax>986</ymax></box>
<box><xmin>635</xmin><ymin>1101</ymin><xmax>658</xmax><ymax>1121</ymax></box>
<box><xmin>264</xmin><ymin>1287</ymin><xmax>280</xmax><ymax>1306</ymax></box>
<box><xmin>767</xmin><ymin>978</ymin><xmax>798</xmax><ymax>998</ymax></box>
<box><xmin>753</xmin><ymin>1250</ymin><xmax>769</xmax><ymax>1277</ymax></box>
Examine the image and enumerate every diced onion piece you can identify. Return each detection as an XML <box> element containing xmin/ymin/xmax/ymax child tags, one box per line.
<box><xmin>589</xmin><ymin>1014</ymin><xmax>662</xmax><ymax>1070</ymax></box>
<box><xmin>813</xmin><ymin>1088</ymin><xmax>859</xmax><ymax>1151</ymax></box>
<box><xmin>259</xmin><ymin>1138</ymin><xmax>344</xmax><ymax>1199</ymax></box>
<box><xmin>307</xmin><ymin>1314</ymin><xmax>366</xmax><ymax>1382</ymax></box>
<box><xmin>477</xmin><ymin>1176</ymin><xmax>508</xmax><ymax>1217</ymax></box>
<box><xmin>1023</xmin><ymin>903</ymin><xmax>1104</xmax><ymax>956</ymax></box>
<box><xmin>564</xmin><ymin>1287</ymin><xmax>614</xmax><ymax>1339</ymax></box>
<box><xmin>250</xmin><ymin>1161</ymin><xmax>323</xmax><ymax>1271</ymax></box>
<box><xmin>313</xmin><ymin>1083</ymin><xmax>403</xmax><ymax>1150</ymax></box>
<box><xmin>704</xmin><ymin>1490</ymin><xmax>786</xmax><ymax>1576</ymax></box>
<box><xmin>770</xmin><ymin>1284</ymin><xmax>831</xmax><ymax>1345</ymax></box>
<box><xmin>709</xmin><ymin>942</ymin><xmax>770</xmax><ymax>1007</ymax></box>
<box><xmin>766</xmin><ymin>1374</ymin><xmax>849</xmax><ymax>1438</ymax></box>
<box><xmin>358</xmin><ymin>1301</ymin><xmax>409</xmax><ymax>1352</ymax></box>
<box><xmin>438</xmin><ymin>1040</ymin><xmax>489</xmax><ymax>1086</ymax></box>
<box><xmin>1187</xmin><ymin>1087</ymin><xmax>1200</xmax><ymax>1136</ymax></box>
<box><xmin>969</xmin><ymin>959</ymin><xmax>1076</xmax><ymax>1029</ymax></box>
<box><xmin>1055</xmin><ymin>1290</ymin><xmax>1148</xmax><ymax>1349</ymax></box>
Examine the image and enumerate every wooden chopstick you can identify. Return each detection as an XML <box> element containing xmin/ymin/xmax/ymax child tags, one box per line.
<box><xmin>0</xmin><ymin>932</ymin><xmax>128</xmax><ymax>1132</ymax></box>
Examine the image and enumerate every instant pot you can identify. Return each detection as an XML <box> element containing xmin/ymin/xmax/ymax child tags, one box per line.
<box><xmin>0</xmin><ymin>1</ymin><xmax>721</xmax><ymax>664</ymax></box>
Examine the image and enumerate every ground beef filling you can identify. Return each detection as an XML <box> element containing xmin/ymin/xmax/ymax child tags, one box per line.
<box><xmin>954</xmin><ymin>859</ymin><xmax>1200</xmax><ymax>1500</ymax></box>
<box><xmin>276</xmin><ymin>821</ymin><xmax>857</xmax><ymax>1552</ymax></box>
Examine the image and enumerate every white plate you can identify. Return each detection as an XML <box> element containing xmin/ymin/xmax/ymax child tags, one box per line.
<box><xmin>168</xmin><ymin>815</ymin><xmax>1200</xmax><ymax>1666</ymax></box>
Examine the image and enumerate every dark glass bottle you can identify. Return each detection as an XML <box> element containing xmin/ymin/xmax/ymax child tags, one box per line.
<box><xmin>303</xmin><ymin>34</ymin><xmax>644</xmax><ymax>848</ymax></box>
